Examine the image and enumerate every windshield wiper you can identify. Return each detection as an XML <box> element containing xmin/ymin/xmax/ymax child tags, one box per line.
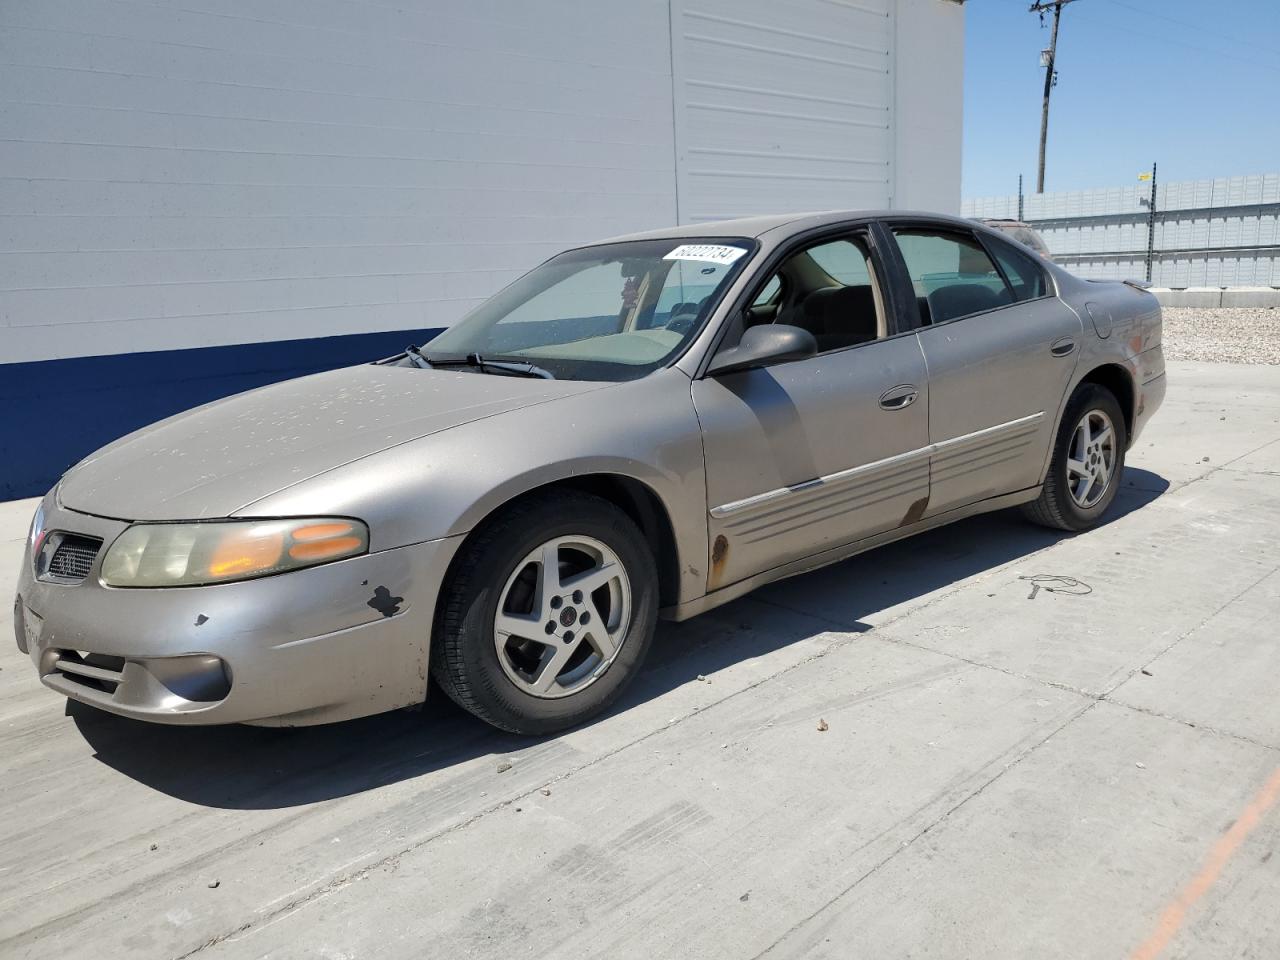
<box><xmin>440</xmin><ymin>354</ymin><xmax>556</xmax><ymax>380</ymax></box>
<box><xmin>402</xmin><ymin>347</ymin><xmax>555</xmax><ymax>380</ymax></box>
<box><xmin>403</xmin><ymin>343</ymin><xmax>433</xmax><ymax>369</ymax></box>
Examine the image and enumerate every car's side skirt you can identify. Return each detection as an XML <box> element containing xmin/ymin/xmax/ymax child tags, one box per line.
<box><xmin>661</xmin><ymin>484</ymin><xmax>1042</xmax><ymax>622</ymax></box>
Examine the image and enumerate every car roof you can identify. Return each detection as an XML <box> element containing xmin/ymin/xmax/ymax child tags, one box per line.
<box><xmin>597</xmin><ymin>209</ymin><xmax>983</xmax><ymax>244</ymax></box>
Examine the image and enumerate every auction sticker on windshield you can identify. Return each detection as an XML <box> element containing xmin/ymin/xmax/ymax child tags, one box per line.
<box><xmin>663</xmin><ymin>244</ymin><xmax>747</xmax><ymax>265</ymax></box>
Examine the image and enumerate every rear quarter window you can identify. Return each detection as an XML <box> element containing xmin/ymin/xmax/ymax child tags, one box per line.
<box><xmin>986</xmin><ymin>236</ymin><xmax>1050</xmax><ymax>302</ymax></box>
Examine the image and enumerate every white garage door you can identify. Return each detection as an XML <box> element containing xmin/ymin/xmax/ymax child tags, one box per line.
<box><xmin>670</xmin><ymin>0</ymin><xmax>894</xmax><ymax>223</ymax></box>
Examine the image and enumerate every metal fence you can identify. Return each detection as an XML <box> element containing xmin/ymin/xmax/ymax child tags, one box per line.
<box><xmin>962</xmin><ymin>173</ymin><xmax>1280</xmax><ymax>287</ymax></box>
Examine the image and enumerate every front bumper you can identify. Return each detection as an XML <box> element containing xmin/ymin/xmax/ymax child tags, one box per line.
<box><xmin>14</xmin><ymin>496</ymin><xmax>464</xmax><ymax>726</ymax></box>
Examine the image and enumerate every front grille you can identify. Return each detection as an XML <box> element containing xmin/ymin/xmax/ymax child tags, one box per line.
<box><xmin>39</xmin><ymin>533</ymin><xmax>102</xmax><ymax>583</ymax></box>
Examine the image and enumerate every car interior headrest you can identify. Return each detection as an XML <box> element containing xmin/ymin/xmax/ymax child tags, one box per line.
<box><xmin>802</xmin><ymin>286</ymin><xmax>878</xmax><ymax>343</ymax></box>
<box><xmin>926</xmin><ymin>283</ymin><xmax>1012</xmax><ymax>324</ymax></box>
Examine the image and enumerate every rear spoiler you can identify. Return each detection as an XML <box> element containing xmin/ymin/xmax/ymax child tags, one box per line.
<box><xmin>1083</xmin><ymin>278</ymin><xmax>1152</xmax><ymax>290</ymax></box>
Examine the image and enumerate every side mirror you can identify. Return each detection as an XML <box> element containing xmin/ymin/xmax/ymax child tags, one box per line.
<box><xmin>706</xmin><ymin>324</ymin><xmax>818</xmax><ymax>376</ymax></box>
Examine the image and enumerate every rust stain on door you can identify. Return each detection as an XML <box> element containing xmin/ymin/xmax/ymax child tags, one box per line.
<box><xmin>708</xmin><ymin>535</ymin><xmax>730</xmax><ymax>590</ymax></box>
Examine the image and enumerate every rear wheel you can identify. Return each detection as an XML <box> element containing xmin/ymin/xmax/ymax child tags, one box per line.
<box><xmin>431</xmin><ymin>491</ymin><xmax>658</xmax><ymax>735</ymax></box>
<box><xmin>1022</xmin><ymin>383</ymin><xmax>1127</xmax><ymax>531</ymax></box>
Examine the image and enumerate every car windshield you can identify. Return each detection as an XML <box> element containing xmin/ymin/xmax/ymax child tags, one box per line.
<box><xmin>422</xmin><ymin>237</ymin><xmax>755</xmax><ymax>381</ymax></box>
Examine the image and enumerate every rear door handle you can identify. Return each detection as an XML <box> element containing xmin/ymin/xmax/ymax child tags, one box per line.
<box><xmin>879</xmin><ymin>384</ymin><xmax>919</xmax><ymax>410</ymax></box>
<box><xmin>1050</xmin><ymin>337</ymin><xmax>1076</xmax><ymax>357</ymax></box>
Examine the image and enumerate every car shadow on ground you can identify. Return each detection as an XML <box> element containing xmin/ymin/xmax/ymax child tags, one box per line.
<box><xmin>70</xmin><ymin>468</ymin><xmax>1170</xmax><ymax>810</ymax></box>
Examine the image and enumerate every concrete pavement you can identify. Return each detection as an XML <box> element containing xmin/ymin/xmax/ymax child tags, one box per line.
<box><xmin>2</xmin><ymin>360</ymin><xmax>1279</xmax><ymax>959</ymax></box>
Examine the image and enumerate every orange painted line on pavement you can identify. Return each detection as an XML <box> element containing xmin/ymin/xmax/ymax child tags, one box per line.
<box><xmin>1130</xmin><ymin>765</ymin><xmax>1280</xmax><ymax>960</ymax></box>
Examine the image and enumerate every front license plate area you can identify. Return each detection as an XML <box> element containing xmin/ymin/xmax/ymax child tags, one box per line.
<box><xmin>22</xmin><ymin>605</ymin><xmax>44</xmax><ymax>650</ymax></box>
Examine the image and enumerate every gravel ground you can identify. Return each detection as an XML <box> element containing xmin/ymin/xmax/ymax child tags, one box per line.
<box><xmin>1162</xmin><ymin>306</ymin><xmax>1280</xmax><ymax>364</ymax></box>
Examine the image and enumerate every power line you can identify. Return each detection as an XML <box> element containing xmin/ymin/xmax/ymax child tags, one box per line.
<box><xmin>1087</xmin><ymin>7</ymin><xmax>1280</xmax><ymax>77</ymax></box>
<box><xmin>1104</xmin><ymin>0</ymin><xmax>1280</xmax><ymax>60</ymax></box>
<box><xmin>1003</xmin><ymin>0</ymin><xmax>1280</xmax><ymax>75</ymax></box>
<box><xmin>1065</xmin><ymin>0</ymin><xmax>1280</xmax><ymax>77</ymax></box>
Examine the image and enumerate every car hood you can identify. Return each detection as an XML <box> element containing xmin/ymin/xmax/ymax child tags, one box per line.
<box><xmin>58</xmin><ymin>363</ymin><xmax>603</xmax><ymax>521</ymax></box>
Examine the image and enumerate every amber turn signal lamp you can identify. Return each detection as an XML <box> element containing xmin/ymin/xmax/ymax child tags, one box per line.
<box><xmin>288</xmin><ymin>522</ymin><xmax>365</xmax><ymax>562</ymax></box>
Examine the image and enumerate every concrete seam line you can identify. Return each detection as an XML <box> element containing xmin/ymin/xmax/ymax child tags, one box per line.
<box><xmin>1205</xmin><ymin>434</ymin><xmax>1280</xmax><ymax>474</ymax></box>
<box><xmin>872</xmin><ymin>627</ymin><xmax>1099</xmax><ymax>700</ymax></box>
<box><xmin>1099</xmin><ymin>562</ymin><xmax>1280</xmax><ymax>702</ymax></box>
<box><xmin>1114</xmin><ymin>431</ymin><xmax>1280</xmax><ymax>505</ymax></box>
<box><xmin>1219</xmin><ymin>466</ymin><xmax>1280</xmax><ymax>478</ymax></box>
<box><xmin>750</xmin><ymin>699</ymin><xmax>1102</xmax><ymax>960</ymax></box>
<box><xmin>876</xmin><ymin>614</ymin><xmax>1280</xmax><ymax>757</ymax></box>
<box><xmin>1103</xmin><ymin>697</ymin><xmax>1280</xmax><ymax>756</ymax></box>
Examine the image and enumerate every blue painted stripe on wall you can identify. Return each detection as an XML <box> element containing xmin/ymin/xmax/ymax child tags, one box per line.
<box><xmin>0</xmin><ymin>328</ymin><xmax>443</xmax><ymax>501</ymax></box>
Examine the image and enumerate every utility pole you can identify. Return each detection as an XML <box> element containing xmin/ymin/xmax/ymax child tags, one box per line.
<box><xmin>1030</xmin><ymin>0</ymin><xmax>1076</xmax><ymax>193</ymax></box>
<box><xmin>1018</xmin><ymin>174</ymin><xmax>1024</xmax><ymax>221</ymax></box>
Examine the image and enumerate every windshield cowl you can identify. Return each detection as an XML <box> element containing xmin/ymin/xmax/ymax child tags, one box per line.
<box><xmin>401</xmin><ymin>349</ymin><xmax>556</xmax><ymax>380</ymax></box>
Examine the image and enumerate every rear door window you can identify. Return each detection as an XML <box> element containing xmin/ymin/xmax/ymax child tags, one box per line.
<box><xmin>891</xmin><ymin>228</ymin><xmax>1013</xmax><ymax>325</ymax></box>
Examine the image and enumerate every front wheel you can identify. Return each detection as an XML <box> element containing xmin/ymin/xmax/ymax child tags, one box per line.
<box><xmin>430</xmin><ymin>490</ymin><xmax>658</xmax><ymax>735</ymax></box>
<box><xmin>1022</xmin><ymin>383</ymin><xmax>1127</xmax><ymax>532</ymax></box>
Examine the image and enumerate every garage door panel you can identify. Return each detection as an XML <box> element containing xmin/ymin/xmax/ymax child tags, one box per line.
<box><xmin>686</xmin><ymin>0</ymin><xmax>892</xmax><ymax>47</ymax></box>
<box><xmin>682</xmin><ymin>176</ymin><xmax>891</xmax><ymax>220</ymax></box>
<box><xmin>673</xmin><ymin>0</ymin><xmax>894</xmax><ymax>221</ymax></box>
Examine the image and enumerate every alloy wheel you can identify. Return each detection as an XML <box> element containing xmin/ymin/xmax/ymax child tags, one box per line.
<box><xmin>1066</xmin><ymin>408</ymin><xmax>1116</xmax><ymax>508</ymax></box>
<box><xmin>493</xmin><ymin>535</ymin><xmax>631</xmax><ymax>699</ymax></box>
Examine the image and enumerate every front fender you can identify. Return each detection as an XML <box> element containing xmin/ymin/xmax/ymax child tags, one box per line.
<box><xmin>239</xmin><ymin>370</ymin><xmax>710</xmax><ymax>605</ymax></box>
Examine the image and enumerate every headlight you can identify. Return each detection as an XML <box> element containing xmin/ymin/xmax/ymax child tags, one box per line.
<box><xmin>100</xmin><ymin>518</ymin><xmax>369</xmax><ymax>587</ymax></box>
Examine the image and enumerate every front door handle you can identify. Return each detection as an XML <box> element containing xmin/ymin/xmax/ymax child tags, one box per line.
<box><xmin>879</xmin><ymin>384</ymin><xmax>919</xmax><ymax>410</ymax></box>
<box><xmin>1050</xmin><ymin>337</ymin><xmax>1076</xmax><ymax>357</ymax></box>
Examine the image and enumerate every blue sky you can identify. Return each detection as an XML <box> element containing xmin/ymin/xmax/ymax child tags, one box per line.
<box><xmin>962</xmin><ymin>0</ymin><xmax>1280</xmax><ymax>199</ymax></box>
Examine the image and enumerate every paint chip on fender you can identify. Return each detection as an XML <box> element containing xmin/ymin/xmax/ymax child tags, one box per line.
<box><xmin>366</xmin><ymin>586</ymin><xmax>403</xmax><ymax>618</ymax></box>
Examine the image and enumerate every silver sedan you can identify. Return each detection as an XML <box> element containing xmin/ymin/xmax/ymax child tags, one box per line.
<box><xmin>15</xmin><ymin>211</ymin><xmax>1166</xmax><ymax>734</ymax></box>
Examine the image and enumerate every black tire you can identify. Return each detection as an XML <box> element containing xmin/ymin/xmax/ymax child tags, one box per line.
<box><xmin>430</xmin><ymin>490</ymin><xmax>659</xmax><ymax>735</ymax></box>
<box><xmin>1022</xmin><ymin>382</ymin><xmax>1128</xmax><ymax>532</ymax></box>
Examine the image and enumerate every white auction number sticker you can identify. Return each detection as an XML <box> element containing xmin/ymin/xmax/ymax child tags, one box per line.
<box><xmin>662</xmin><ymin>244</ymin><xmax>747</xmax><ymax>266</ymax></box>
